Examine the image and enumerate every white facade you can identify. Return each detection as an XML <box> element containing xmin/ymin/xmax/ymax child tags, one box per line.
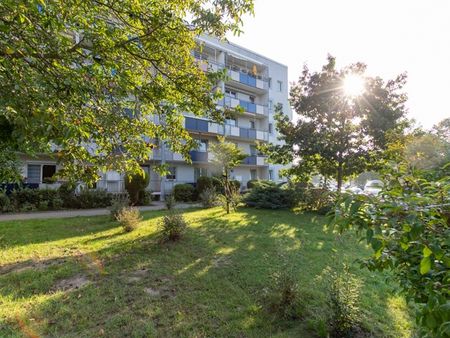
<box><xmin>19</xmin><ymin>36</ymin><xmax>292</xmax><ymax>196</ymax></box>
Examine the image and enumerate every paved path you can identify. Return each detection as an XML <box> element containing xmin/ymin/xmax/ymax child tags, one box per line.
<box><xmin>0</xmin><ymin>202</ymin><xmax>200</xmax><ymax>222</ymax></box>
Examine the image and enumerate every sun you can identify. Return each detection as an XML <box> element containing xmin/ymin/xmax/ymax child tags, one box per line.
<box><xmin>343</xmin><ymin>74</ymin><xmax>365</xmax><ymax>97</ymax></box>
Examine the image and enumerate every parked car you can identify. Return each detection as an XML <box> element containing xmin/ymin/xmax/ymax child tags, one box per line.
<box><xmin>364</xmin><ymin>180</ymin><xmax>384</xmax><ymax>196</ymax></box>
<box><xmin>346</xmin><ymin>186</ymin><xmax>363</xmax><ymax>194</ymax></box>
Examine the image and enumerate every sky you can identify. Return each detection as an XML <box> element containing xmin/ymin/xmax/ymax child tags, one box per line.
<box><xmin>227</xmin><ymin>0</ymin><xmax>450</xmax><ymax>129</ymax></box>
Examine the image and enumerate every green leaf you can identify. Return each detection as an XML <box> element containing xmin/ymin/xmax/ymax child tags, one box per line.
<box><xmin>423</xmin><ymin>246</ymin><xmax>432</xmax><ymax>257</ymax></box>
<box><xmin>420</xmin><ymin>256</ymin><xmax>432</xmax><ymax>275</ymax></box>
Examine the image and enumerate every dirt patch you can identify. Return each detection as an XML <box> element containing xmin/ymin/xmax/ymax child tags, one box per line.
<box><xmin>0</xmin><ymin>258</ymin><xmax>67</xmax><ymax>275</ymax></box>
<box><xmin>144</xmin><ymin>287</ymin><xmax>161</xmax><ymax>297</ymax></box>
<box><xmin>53</xmin><ymin>274</ymin><xmax>90</xmax><ymax>292</ymax></box>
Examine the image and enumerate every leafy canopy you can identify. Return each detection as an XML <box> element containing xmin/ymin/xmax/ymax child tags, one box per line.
<box><xmin>262</xmin><ymin>55</ymin><xmax>408</xmax><ymax>189</ymax></box>
<box><xmin>0</xmin><ymin>0</ymin><xmax>254</xmax><ymax>183</ymax></box>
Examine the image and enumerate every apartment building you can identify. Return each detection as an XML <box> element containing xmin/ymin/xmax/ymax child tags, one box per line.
<box><xmin>18</xmin><ymin>36</ymin><xmax>292</xmax><ymax>196</ymax></box>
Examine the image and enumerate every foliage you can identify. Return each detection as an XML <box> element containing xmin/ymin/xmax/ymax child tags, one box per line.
<box><xmin>0</xmin><ymin>148</ymin><xmax>21</xmax><ymax>183</ymax></box>
<box><xmin>196</xmin><ymin>176</ymin><xmax>214</xmax><ymax>195</ymax></box>
<box><xmin>0</xmin><ymin>0</ymin><xmax>254</xmax><ymax>183</ymax></box>
<box><xmin>331</xmin><ymin>163</ymin><xmax>450</xmax><ymax>337</ymax></box>
<box><xmin>9</xmin><ymin>188</ymin><xmax>63</xmax><ymax>211</ymax></box>
<box><xmin>405</xmin><ymin>133</ymin><xmax>450</xmax><ymax>170</ymax></box>
<box><xmin>261</xmin><ymin>56</ymin><xmax>409</xmax><ymax>190</ymax></box>
<box><xmin>125</xmin><ymin>171</ymin><xmax>149</xmax><ymax>205</ymax></box>
<box><xmin>165</xmin><ymin>194</ymin><xmax>176</xmax><ymax>210</ymax></box>
<box><xmin>300</xmin><ymin>187</ymin><xmax>335</xmax><ymax>214</ymax></box>
<box><xmin>75</xmin><ymin>188</ymin><xmax>112</xmax><ymax>209</ymax></box>
<box><xmin>325</xmin><ymin>265</ymin><xmax>362</xmax><ymax>337</ymax></box>
<box><xmin>116</xmin><ymin>206</ymin><xmax>142</xmax><ymax>232</ymax></box>
<box><xmin>264</xmin><ymin>269</ymin><xmax>302</xmax><ymax>320</ymax></box>
<box><xmin>58</xmin><ymin>182</ymin><xmax>77</xmax><ymax>207</ymax></box>
<box><xmin>210</xmin><ymin>136</ymin><xmax>246</xmax><ymax>213</ymax></box>
<box><xmin>246</xmin><ymin>179</ymin><xmax>260</xmax><ymax>189</ymax></box>
<box><xmin>109</xmin><ymin>193</ymin><xmax>130</xmax><ymax>220</ymax></box>
<box><xmin>0</xmin><ymin>191</ymin><xmax>11</xmax><ymax>213</ymax></box>
<box><xmin>199</xmin><ymin>187</ymin><xmax>219</xmax><ymax>208</ymax></box>
<box><xmin>173</xmin><ymin>184</ymin><xmax>195</xmax><ymax>202</ymax></box>
<box><xmin>138</xmin><ymin>190</ymin><xmax>152</xmax><ymax>206</ymax></box>
<box><xmin>159</xmin><ymin>211</ymin><xmax>187</xmax><ymax>242</ymax></box>
<box><xmin>243</xmin><ymin>181</ymin><xmax>294</xmax><ymax>209</ymax></box>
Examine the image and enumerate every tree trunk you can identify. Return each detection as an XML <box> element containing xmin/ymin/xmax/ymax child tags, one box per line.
<box><xmin>337</xmin><ymin>161</ymin><xmax>343</xmax><ymax>192</ymax></box>
<box><xmin>224</xmin><ymin>170</ymin><xmax>230</xmax><ymax>214</ymax></box>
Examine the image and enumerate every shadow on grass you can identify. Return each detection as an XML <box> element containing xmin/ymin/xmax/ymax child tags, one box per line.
<box><xmin>0</xmin><ymin>207</ymin><xmax>415</xmax><ymax>337</ymax></box>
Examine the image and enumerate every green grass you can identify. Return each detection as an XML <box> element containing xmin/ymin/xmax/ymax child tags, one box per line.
<box><xmin>0</xmin><ymin>208</ymin><xmax>415</xmax><ymax>337</ymax></box>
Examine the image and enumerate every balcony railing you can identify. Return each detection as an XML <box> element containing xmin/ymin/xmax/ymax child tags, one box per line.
<box><xmin>242</xmin><ymin>155</ymin><xmax>267</xmax><ymax>166</ymax></box>
<box><xmin>219</xmin><ymin>96</ymin><xmax>268</xmax><ymax>117</ymax></box>
<box><xmin>189</xmin><ymin>151</ymin><xmax>208</xmax><ymax>162</ymax></box>
<box><xmin>226</xmin><ymin>68</ymin><xmax>269</xmax><ymax>91</ymax></box>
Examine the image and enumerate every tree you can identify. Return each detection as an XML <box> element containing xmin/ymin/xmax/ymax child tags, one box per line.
<box><xmin>0</xmin><ymin>0</ymin><xmax>254</xmax><ymax>183</ymax></box>
<box><xmin>210</xmin><ymin>136</ymin><xmax>246</xmax><ymax>213</ymax></box>
<box><xmin>262</xmin><ymin>56</ymin><xmax>408</xmax><ymax>191</ymax></box>
<box><xmin>332</xmin><ymin>163</ymin><xmax>450</xmax><ymax>337</ymax></box>
<box><xmin>124</xmin><ymin>170</ymin><xmax>150</xmax><ymax>205</ymax></box>
<box><xmin>405</xmin><ymin>133</ymin><xmax>450</xmax><ymax>171</ymax></box>
<box><xmin>433</xmin><ymin>117</ymin><xmax>450</xmax><ymax>143</ymax></box>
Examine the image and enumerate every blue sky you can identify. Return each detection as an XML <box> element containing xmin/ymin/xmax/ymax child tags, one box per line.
<box><xmin>228</xmin><ymin>0</ymin><xmax>450</xmax><ymax>128</ymax></box>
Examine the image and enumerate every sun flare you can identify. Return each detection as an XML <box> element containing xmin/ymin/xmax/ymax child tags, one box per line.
<box><xmin>343</xmin><ymin>74</ymin><xmax>365</xmax><ymax>97</ymax></box>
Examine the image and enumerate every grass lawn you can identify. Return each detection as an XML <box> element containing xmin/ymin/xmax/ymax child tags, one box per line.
<box><xmin>0</xmin><ymin>207</ymin><xmax>415</xmax><ymax>337</ymax></box>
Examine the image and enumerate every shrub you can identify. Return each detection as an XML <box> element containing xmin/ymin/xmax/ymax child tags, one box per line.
<box><xmin>0</xmin><ymin>191</ymin><xmax>11</xmax><ymax>213</ymax></box>
<box><xmin>58</xmin><ymin>182</ymin><xmax>77</xmax><ymax>208</ymax></box>
<box><xmin>125</xmin><ymin>172</ymin><xmax>150</xmax><ymax>205</ymax></box>
<box><xmin>243</xmin><ymin>183</ymin><xmax>294</xmax><ymax>209</ymax></box>
<box><xmin>196</xmin><ymin>176</ymin><xmax>214</xmax><ymax>195</ymax></box>
<box><xmin>109</xmin><ymin>193</ymin><xmax>130</xmax><ymax>220</ymax></box>
<box><xmin>230</xmin><ymin>180</ymin><xmax>241</xmax><ymax>192</ymax></box>
<box><xmin>165</xmin><ymin>194</ymin><xmax>176</xmax><ymax>210</ymax></box>
<box><xmin>117</xmin><ymin>206</ymin><xmax>142</xmax><ymax>232</ymax></box>
<box><xmin>302</xmin><ymin>188</ymin><xmax>335</xmax><ymax>212</ymax></box>
<box><xmin>76</xmin><ymin>189</ymin><xmax>112</xmax><ymax>209</ymax></box>
<box><xmin>199</xmin><ymin>187</ymin><xmax>218</xmax><ymax>208</ymax></box>
<box><xmin>265</xmin><ymin>270</ymin><xmax>302</xmax><ymax>320</ymax></box>
<box><xmin>159</xmin><ymin>212</ymin><xmax>187</xmax><ymax>242</ymax></box>
<box><xmin>173</xmin><ymin>184</ymin><xmax>195</xmax><ymax>202</ymax></box>
<box><xmin>246</xmin><ymin>179</ymin><xmax>260</xmax><ymax>189</ymax></box>
<box><xmin>138</xmin><ymin>190</ymin><xmax>152</xmax><ymax>206</ymax></box>
<box><xmin>326</xmin><ymin>266</ymin><xmax>362</xmax><ymax>337</ymax></box>
<box><xmin>211</xmin><ymin>176</ymin><xmax>223</xmax><ymax>192</ymax></box>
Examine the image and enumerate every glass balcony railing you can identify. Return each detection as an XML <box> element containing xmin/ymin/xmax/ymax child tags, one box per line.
<box><xmin>189</xmin><ymin>151</ymin><xmax>208</xmax><ymax>162</ymax></box>
<box><xmin>219</xmin><ymin>96</ymin><xmax>269</xmax><ymax>117</ymax></box>
<box><xmin>242</xmin><ymin>155</ymin><xmax>267</xmax><ymax>166</ymax></box>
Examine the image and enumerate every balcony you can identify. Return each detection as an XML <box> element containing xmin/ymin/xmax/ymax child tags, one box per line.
<box><xmin>189</xmin><ymin>151</ymin><xmax>209</xmax><ymax>162</ymax></box>
<box><xmin>184</xmin><ymin>117</ymin><xmax>269</xmax><ymax>142</ymax></box>
<box><xmin>242</xmin><ymin>155</ymin><xmax>267</xmax><ymax>166</ymax></box>
<box><xmin>227</xmin><ymin>69</ymin><xmax>268</xmax><ymax>92</ymax></box>
<box><xmin>220</xmin><ymin>96</ymin><xmax>268</xmax><ymax>117</ymax></box>
<box><xmin>150</xmin><ymin>148</ymin><xmax>184</xmax><ymax>161</ymax></box>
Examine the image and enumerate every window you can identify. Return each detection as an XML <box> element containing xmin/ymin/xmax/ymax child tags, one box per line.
<box><xmin>27</xmin><ymin>164</ymin><xmax>41</xmax><ymax>184</ymax></box>
<box><xmin>166</xmin><ymin>167</ymin><xmax>176</xmax><ymax>180</ymax></box>
<box><xmin>250</xmin><ymin>120</ymin><xmax>255</xmax><ymax>129</ymax></box>
<box><xmin>250</xmin><ymin>169</ymin><xmax>257</xmax><ymax>180</ymax></box>
<box><xmin>196</xmin><ymin>139</ymin><xmax>208</xmax><ymax>152</ymax></box>
<box><xmin>269</xmin><ymin>169</ymin><xmax>274</xmax><ymax>181</ymax></box>
<box><xmin>268</xmin><ymin>77</ymin><xmax>272</xmax><ymax>89</ymax></box>
<box><xmin>277</xmin><ymin>80</ymin><xmax>282</xmax><ymax>92</ymax></box>
<box><xmin>42</xmin><ymin>165</ymin><xmax>56</xmax><ymax>183</ymax></box>
<box><xmin>225</xmin><ymin>117</ymin><xmax>237</xmax><ymax>126</ymax></box>
<box><xmin>194</xmin><ymin>168</ymin><xmax>208</xmax><ymax>182</ymax></box>
<box><xmin>268</xmin><ymin>123</ymin><xmax>273</xmax><ymax>134</ymax></box>
<box><xmin>250</xmin><ymin>145</ymin><xmax>257</xmax><ymax>156</ymax></box>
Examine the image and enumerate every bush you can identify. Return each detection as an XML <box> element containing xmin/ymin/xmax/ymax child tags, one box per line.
<box><xmin>326</xmin><ymin>266</ymin><xmax>362</xmax><ymax>337</ymax></box>
<box><xmin>0</xmin><ymin>191</ymin><xmax>11</xmax><ymax>213</ymax></box>
<box><xmin>246</xmin><ymin>179</ymin><xmax>261</xmax><ymax>189</ymax></box>
<box><xmin>199</xmin><ymin>187</ymin><xmax>219</xmax><ymax>208</ymax></box>
<box><xmin>76</xmin><ymin>189</ymin><xmax>112</xmax><ymax>209</ymax></box>
<box><xmin>173</xmin><ymin>184</ymin><xmax>195</xmax><ymax>202</ymax></box>
<box><xmin>117</xmin><ymin>206</ymin><xmax>142</xmax><ymax>232</ymax></box>
<box><xmin>265</xmin><ymin>270</ymin><xmax>302</xmax><ymax>320</ymax></box>
<box><xmin>218</xmin><ymin>189</ymin><xmax>241</xmax><ymax>212</ymax></box>
<box><xmin>243</xmin><ymin>182</ymin><xmax>294</xmax><ymax>209</ymax></box>
<box><xmin>196</xmin><ymin>176</ymin><xmax>214</xmax><ymax>195</ymax></box>
<box><xmin>138</xmin><ymin>190</ymin><xmax>152</xmax><ymax>206</ymax></box>
<box><xmin>125</xmin><ymin>172</ymin><xmax>150</xmax><ymax>205</ymax></box>
<box><xmin>159</xmin><ymin>212</ymin><xmax>187</xmax><ymax>242</ymax></box>
<box><xmin>58</xmin><ymin>182</ymin><xmax>77</xmax><ymax>208</ymax></box>
<box><xmin>165</xmin><ymin>194</ymin><xmax>176</xmax><ymax>210</ymax></box>
<box><xmin>109</xmin><ymin>193</ymin><xmax>130</xmax><ymax>220</ymax></box>
<box><xmin>230</xmin><ymin>180</ymin><xmax>241</xmax><ymax>192</ymax></box>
